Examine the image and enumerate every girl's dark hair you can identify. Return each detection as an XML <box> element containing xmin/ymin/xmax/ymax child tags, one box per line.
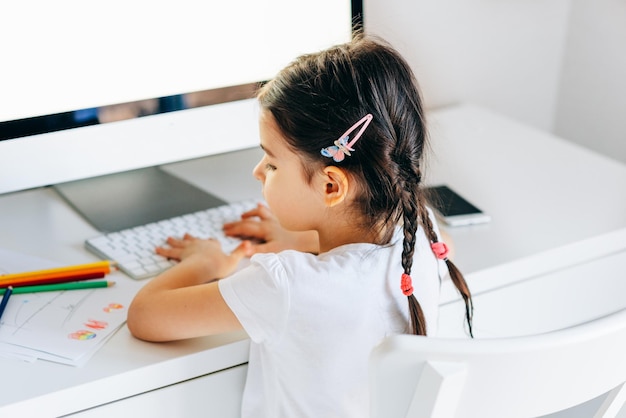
<box><xmin>257</xmin><ymin>34</ymin><xmax>473</xmax><ymax>337</ymax></box>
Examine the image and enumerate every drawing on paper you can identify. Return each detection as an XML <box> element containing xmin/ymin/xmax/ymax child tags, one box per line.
<box><xmin>85</xmin><ymin>319</ymin><xmax>108</xmax><ymax>330</ymax></box>
<box><xmin>68</xmin><ymin>330</ymin><xmax>97</xmax><ymax>340</ymax></box>
<box><xmin>103</xmin><ymin>303</ymin><xmax>124</xmax><ymax>313</ymax></box>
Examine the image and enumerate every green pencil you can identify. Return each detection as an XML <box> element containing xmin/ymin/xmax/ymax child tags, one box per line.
<box><xmin>0</xmin><ymin>280</ymin><xmax>115</xmax><ymax>295</ymax></box>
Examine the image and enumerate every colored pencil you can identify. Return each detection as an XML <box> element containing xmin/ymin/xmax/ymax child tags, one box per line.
<box><xmin>0</xmin><ymin>280</ymin><xmax>115</xmax><ymax>295</ymax></box>
<box><xmin>0</xmin><ymin>271</ymin><xmax>106</xmax><ymax>288</ymax></box>
<box><xmin>0</xmin><ymin>261</ymin><xmax>115</xmax><ymax>288</ymax></box>
<box><xmin>0</xmin><ymin>286</ymin><xmax>13</xmax><ymax>322</ymax></box>
<box><xmin>0</xmin><ymin>260</ymin><xmax>114</xmax><ymax>280</ymax></box>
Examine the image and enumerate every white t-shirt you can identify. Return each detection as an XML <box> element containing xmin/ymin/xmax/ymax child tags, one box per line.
<box><xmin>218</xmin><ymin>223</ymin><xmax>445</xmax><ymax>417</ymax></box>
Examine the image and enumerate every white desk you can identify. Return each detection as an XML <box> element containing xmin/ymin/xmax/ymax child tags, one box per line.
<box><xmin>1</xmin><ymin>104</ymin><xmax>626</xmax><ymax>416</ymax></box>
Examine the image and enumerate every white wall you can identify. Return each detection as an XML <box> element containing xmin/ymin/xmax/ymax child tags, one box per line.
<box><xmin>364</xmin><ymin>0</ymin><xmax>571</xmax><ymax>132</ymax></box>
<box><xmin>365</xmin><ymin>0</ymin><xmax>626</xmax><ymax>164</ymax></box>
<box><xmin>554</xmin><ymin>0</ymin><xmax>626</xmax><ymax>164</ymax></box>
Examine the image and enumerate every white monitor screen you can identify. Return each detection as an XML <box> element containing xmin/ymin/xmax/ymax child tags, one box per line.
<box><xmin>0</xmin><ymin>0</ymin><xmax>359</xmax><ymax>195</ymax></box>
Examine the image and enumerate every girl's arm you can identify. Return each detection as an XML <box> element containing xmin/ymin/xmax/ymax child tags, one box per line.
<box><xmin>127</xmin><ymin>236</ymin><xmax>248</xmax><ymax>342</ymax></box>
<box><xmin>223</xmin><ymin>203</ymin><xmax>319</xmax><ymax>255</ymax></box>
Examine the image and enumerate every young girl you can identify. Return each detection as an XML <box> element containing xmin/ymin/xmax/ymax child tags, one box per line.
<box><xmin>128</xmin><ymin>34</ymin><xmax>473</xmax><ymax>417</ymax></box>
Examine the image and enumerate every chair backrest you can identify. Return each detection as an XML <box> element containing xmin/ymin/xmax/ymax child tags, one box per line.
<box><xmin>370</xmin><ymin>308</ymin><xmax>626</xmax><ymax>418</ymax></box>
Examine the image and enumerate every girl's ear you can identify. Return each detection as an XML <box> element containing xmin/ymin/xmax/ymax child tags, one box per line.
<box><xmin>322</xmin><ymin>166</ymin><xmax>350</xmax><ymax>207</ymax></box>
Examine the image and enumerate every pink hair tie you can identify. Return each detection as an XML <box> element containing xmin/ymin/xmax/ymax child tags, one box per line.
<box><xmin>401</xmin><ymin>273</ymin><xmax>414</xmax><ymax>296</ymax></box>
<box><xmin>431</xmin><ymin>242</ymin><xmax>449</xmax><ymax>260</ymax></box>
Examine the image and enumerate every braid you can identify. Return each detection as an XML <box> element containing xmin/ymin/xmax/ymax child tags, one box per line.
<box><xmin>417</xmin><ymin>199</ymin><xmax>475</xmax><ymax>337</ymax></box>
<box><xmin>417</xmin><ymin>197</ymin><xmax>438</xmax><ymax>244</ymax></box>
<box><xmin>398</xmin><ymin>177</ymin><xmax>428</xmax><ymax>336</ymax></box>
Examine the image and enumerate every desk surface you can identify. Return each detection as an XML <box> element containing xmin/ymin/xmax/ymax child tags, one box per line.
<box><xmin>1</xmin><ymin>104</ymin><xmax>626</xmax><ymax>416</ymax></box>
<box><xmin>424</xmin><ymin>104</ymin><xmax>626</xmax><ymax>273</ymax></box>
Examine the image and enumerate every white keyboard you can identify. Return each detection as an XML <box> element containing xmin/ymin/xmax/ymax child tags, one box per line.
<box><xmin>85</xmin><ymin>199</ymin><xmax>260</xmax><ymax>279</ymax></box>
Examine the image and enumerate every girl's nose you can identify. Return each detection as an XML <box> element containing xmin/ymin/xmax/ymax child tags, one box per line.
<box><xmin>252</xmin><ymin>161</ymin><xmax>264</xmax><ymax>182</ymax></box>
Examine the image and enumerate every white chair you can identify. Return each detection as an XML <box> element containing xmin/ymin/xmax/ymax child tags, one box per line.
<box><xmin>370</xmin><ymin>308</ymin><xmax>626</xmax><ymax>418</ymax></box>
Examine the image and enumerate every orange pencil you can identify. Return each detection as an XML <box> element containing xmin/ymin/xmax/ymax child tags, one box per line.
<box><xmin>0</xmin><ymin>261</ymin><xmax>115</xmax><ymax>288</ymax></box>
<box><xmin>0</xmin><ymin>266</ymin><xmax>110</xmax><ymax>283</ymax></box>
<box><xmin>0</xmin><ymin>271</ymin><xmax>107</xmax><ymax>288</ymax></box>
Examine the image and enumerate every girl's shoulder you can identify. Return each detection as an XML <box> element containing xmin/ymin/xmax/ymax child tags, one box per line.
<box><xmin>250</xmin><ymin>243</ymin><xmax>385</xmax><ymax>277</ymax></box>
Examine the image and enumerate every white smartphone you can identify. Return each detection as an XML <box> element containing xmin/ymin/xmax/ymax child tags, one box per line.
<box><xmin>425</xmin><ymin>185</ymin><xmax>491</xmax><ymax>227</ymax></box>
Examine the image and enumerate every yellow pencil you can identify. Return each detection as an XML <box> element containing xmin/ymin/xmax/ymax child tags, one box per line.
<box><xmin>0</xmin><ymin>261</ymin><xmax>116</xmax><ymax>287</ymax></box>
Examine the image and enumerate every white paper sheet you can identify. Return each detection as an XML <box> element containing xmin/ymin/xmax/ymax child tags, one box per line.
<box><xmin>0</xmin><ymin>248</ymin><xmax>136</xmax><ymax>366</ymax></box>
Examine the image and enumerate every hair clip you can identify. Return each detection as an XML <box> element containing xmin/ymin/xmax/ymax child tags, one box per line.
<box><xmin>321</xmin><ymin>114</ymin><xmax>373</xmax><ymax>162</ymax></box>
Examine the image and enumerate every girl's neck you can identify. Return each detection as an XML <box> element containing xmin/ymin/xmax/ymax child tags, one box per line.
<box><xmin>314</xmin><ymin>194</ymin><xmax>388</xmax><ymax>253</ymax></box>
<box><xmin>316</xmin><ymin>222</ymin><xmax>384</xmax><ymax>254</ymax></box>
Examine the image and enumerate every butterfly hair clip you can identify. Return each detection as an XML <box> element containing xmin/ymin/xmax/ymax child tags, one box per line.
<box><xmin>320</xmin><ymin>114</ymin><xmax>373</xmax><ymax>162</ymax></box>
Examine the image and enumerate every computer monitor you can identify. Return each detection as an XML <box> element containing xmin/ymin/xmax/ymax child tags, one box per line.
<box><xmin>0</xmin><ymin>1</ymin><xmax>361</xmax><ymax>231</ymax></box>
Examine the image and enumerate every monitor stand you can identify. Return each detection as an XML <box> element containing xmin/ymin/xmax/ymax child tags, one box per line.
<box><xmin>54</xmin><ymin>166</ymin><xmax>227</xmax><ymax>233</ymax></box>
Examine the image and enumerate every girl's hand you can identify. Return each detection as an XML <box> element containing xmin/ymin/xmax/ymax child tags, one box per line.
<box><xmin>156</xmin><ymin>233</ymin><xmax>251</xmax><ymax>280</ymax></box>
<box><xmin>129</xmin><ymin>235</ymin><xmax>249</xmax><ymax>342</ymax></box>
<box><xmin>222</xmin><ymin>203</ymin><xmax>319</xmax><ymax>255</ymax></box>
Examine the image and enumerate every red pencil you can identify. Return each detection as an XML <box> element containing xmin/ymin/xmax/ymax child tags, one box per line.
<box><xmin>0</xmin><ymin>261</ymin><xmax>115</xmax><ymax>288</ymax></box>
